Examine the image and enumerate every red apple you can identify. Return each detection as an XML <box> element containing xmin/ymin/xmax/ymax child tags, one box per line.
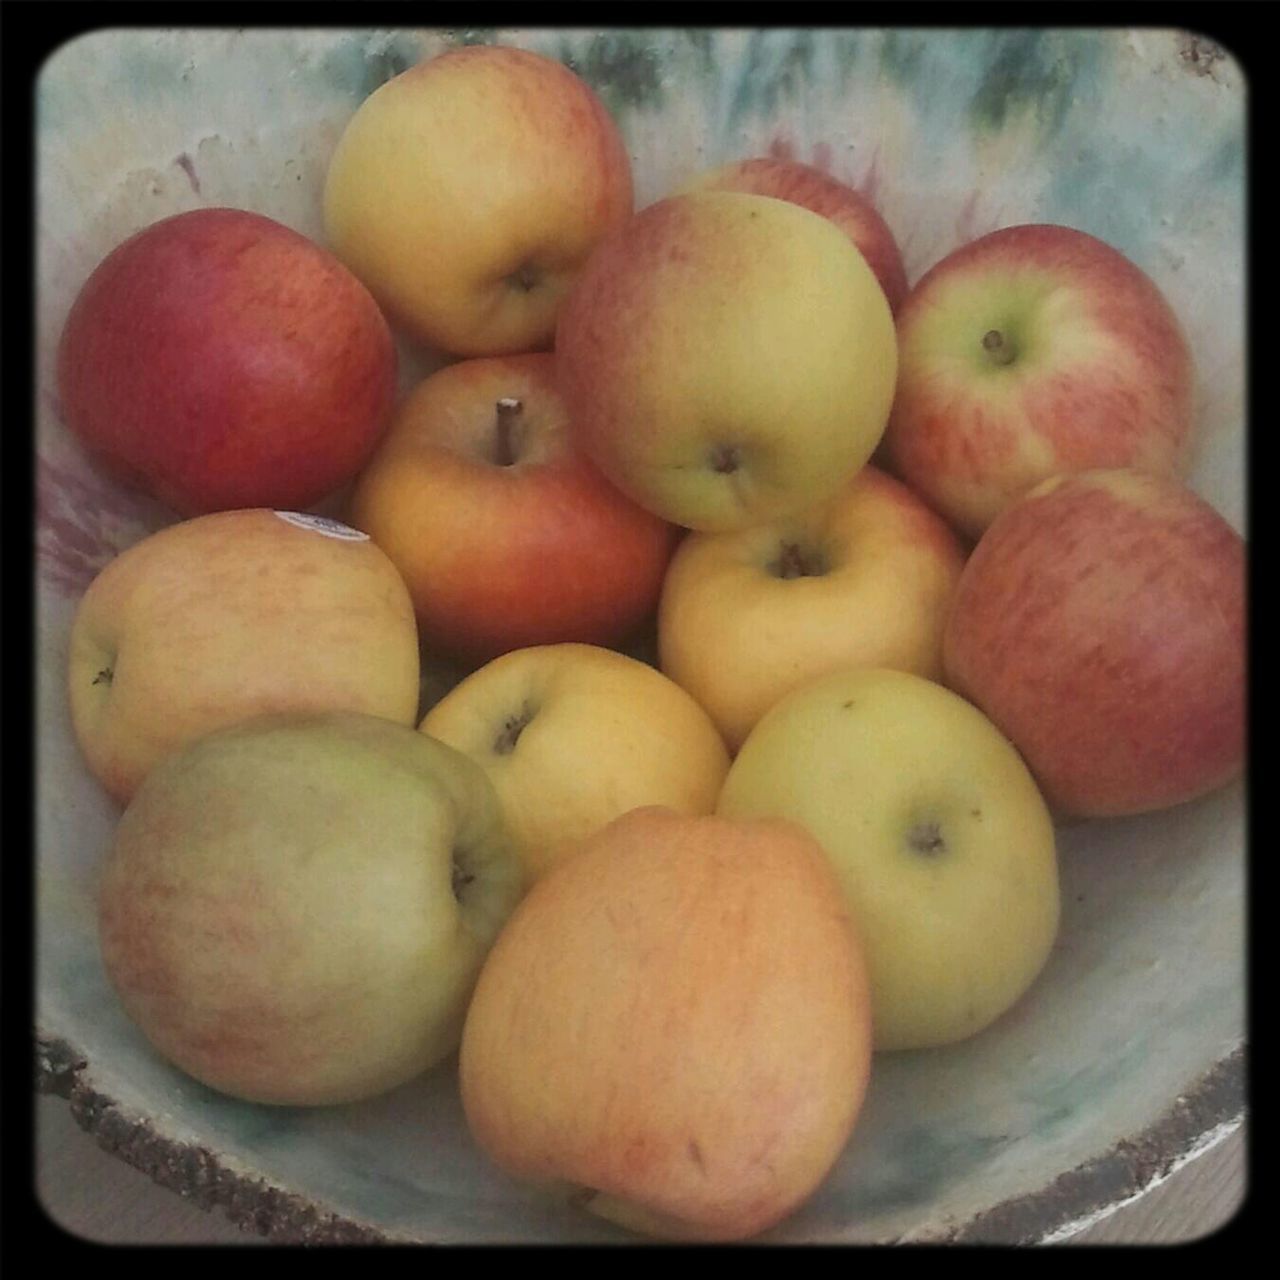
<box><xmin>942</xmin><ymin>469</ymin><xmax>1246</xmax><ymax>818</ymax></box>
<box><xmin>348</xmin><ymin>352</ymin><xmax>679</xmax><ymax>665</ymax></box>
<box><xmin>882</xmin><ymin>224</ymin><xmax>1196</xmax><ymax>539</ymax></box>
<box><xmin>680</xmin><ymin>157</ymin><xmax>908</xmax><ymax>313</ymax></box>
<box><xmin>56</xmin><ymin>207</ymin><xmax>397</xmax><ymax>517</ymax></box>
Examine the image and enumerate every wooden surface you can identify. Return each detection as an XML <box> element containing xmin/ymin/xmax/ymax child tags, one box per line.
<box><xmin>34</xmin><ymin>1091</ymin><xmax>1245</xmax><ymax>1245</ymax></box>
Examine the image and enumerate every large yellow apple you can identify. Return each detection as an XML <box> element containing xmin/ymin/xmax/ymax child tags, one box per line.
<box><xmin>323</xmin><ymin>45</ymin><xmax>634</xmax><ymax>357</ymax></box>
<box><xmin>718</xmin><ymin>667</ymin><xmax>1060</xmax><ymax>1051</ymax></box>
<box><xmin>68</xmin><ymin>509</ymin><xmax>421</xmax><ymax>803</ymax></box>
<box><xmin>555</xmin><ymin>191</ymin><xmax>898</xmax><ymax>532</ymax></box>
<box><xmin>459</xmin><ymin>807</ymin><xmax>873</xmax><ymax>1242</ymax></box>
<box><xmin>418</xmin><ymin>644</ymin><xmax>730</xmax><ymax>882</ymax></box>
<box><xmin>659</xmin><ymin>465</ymin><xmax>966</xmax><ymax>750</ymax></box>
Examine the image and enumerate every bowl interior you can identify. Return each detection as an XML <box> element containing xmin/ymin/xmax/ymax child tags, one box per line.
<box><xmin>35</xmin><ymin>27</ymin><xmax>1246</xmax><ymax>1243</ymax></box>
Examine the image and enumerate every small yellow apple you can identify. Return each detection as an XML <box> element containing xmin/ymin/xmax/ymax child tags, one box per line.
<box><xmin>659</xmin><ymin>465</ymin><xmax>966</xmax><ymax>750</ymax></box>
<box><xmin>418</xmin><ymin>644</ymin><xmax>730</xmax><ymax>882</ymax></box>
<box><xmin>718</xmin><ymin>667</ymin><xmax>1060</xmax><ymax>1051</ymax></box>
<box><xmin>459</xmin><ymin>807</ymin><xmax>873</xmax><ymax>1242</ymax></box>
<box><xmin>323</xmin><ymin>45</ymin><xmax>634</xmax><ymax>356</ymax></box>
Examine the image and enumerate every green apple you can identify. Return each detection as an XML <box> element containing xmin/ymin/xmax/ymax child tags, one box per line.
<box><xmin>718</xmin><ymin>667</ymin><xmax>1060</xmax><ymax>1051</ymax></box>
<box><xmin>97</xmin><ymin>711</ymin><xmax>523</xmax><ymax>1106</ymax></box>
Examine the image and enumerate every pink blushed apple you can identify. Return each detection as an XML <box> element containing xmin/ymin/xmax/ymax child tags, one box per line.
<box><xmin>882</xmin><ymin>224</ymin><xmax>1196</xmax><ymax>539</ymax></box>
<box><xmin>56</xmin><ymin>208</ymin><xmax>397</xmax><ymax>517</ymax></box>
<box><xmin>942</xmin><ymin>469</ymin><xmax>1246</xmax><ymax>818</ymax></box>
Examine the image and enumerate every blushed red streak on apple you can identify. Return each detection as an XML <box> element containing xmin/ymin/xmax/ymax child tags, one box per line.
<box><xmin>943</xmin><ymin>473</ymin><xmax>1245</xmax><ymax>816</ymax></box>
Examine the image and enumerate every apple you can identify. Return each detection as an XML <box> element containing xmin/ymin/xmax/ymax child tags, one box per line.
<box><xmin>348</xmin><ymin>353</ymin><xmax>678</xmax><ymax>666</ymax></box>
<box><xmin>459</xmin><ymin>806</ymin><xmax>872</xmax><ymax>1242</ymax></box>
<box><xmin>718</xmin><ymin>667</ymin><xmax>1060</xmax><ymax>1052</ymax></box>
<box><xmin>942</xmin><ymin>468</ymin><xmax>1247</xmax><ymax>818</ymax></box>
<box><xmin>323</xmin><ymin>45</ymin><xmax>633</xmax><ymax>357</ymax></box>
<box><xmin>418</xmin><ymin>644</ymin><xmax>730</xmax><ymax>883</ymax></box>
<box><xmin>68</xmin><ymin>508</ymin><xmax>421</xmax><ymax>804</ymax></box>
<box><xmin>658</xmin><ymin>465</ymin><xmax>966</xmax><ymax>751</ymax></box>
<box><xmin>98</xmin><ymin>711</ymin><xmax>523</xmax><ymax>1106</ymax></box>
<box><xmin>679</xmin><ymin>157</ymin><xmax>908</xmax><ymax>313</ymax></box>
<box><xmin>555</xmin><ymin>190</ymin><xmax>898</xmax><ymax>533</ymax></box>
<box><xmin>880</xmin><ymin>223</ymin><xmax>1196</xmax><ymax>539</ymax></box>
<box><xmin>56</xmin><ymin>207</ymin><xmax>397</xmax><ymax>517</ymax></box>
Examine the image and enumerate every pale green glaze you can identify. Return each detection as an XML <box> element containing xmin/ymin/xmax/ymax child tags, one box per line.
<box><xmin>36</xmin><ymin>28</ymin><xmax>1245</xmax><ymax>1243</ymax></box>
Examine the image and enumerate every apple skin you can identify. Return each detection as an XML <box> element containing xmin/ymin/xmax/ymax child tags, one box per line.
<box><xmin>98</xmin><ymin>712</ymin><xmax>524</xmax><ymax>1106</ymax></box>
<box><xmin>555</xmin><ymin>190</ymin><xmax>898</xmax><ymax>533</ymax></box>
<box><xmin>881</xmin><ymin>223</ymin><xmax>1196</xmax><ymax>539</ymax></box>
<box><xmin>323</xmin><ymin>45</ymin><xmax>633</xmax><ymax>357</ymax></box>
<box><xmin>348</xmin><ymin>353</ymin><xmax>678</xmax><ymax>666</ymax></box>
<box><xmin>718</xmin><ymin>667</ymin><xmax>1060</xmax><ymax>1052</ymax></box>
<box><xmin>459</xmin><ymin>806</ymin><xmax>872</xmax><ymax>1243</ymax></box>
<box><xmin>942</xmin><ymin>468</ymin><xmax>1246</xmax><ymax>818</ymax></box>
<box><xmin>68</xmin><ymin>508</ymin><xmax>421</xmax><ymax>804</ymax></box>
<box><xmin>418</xmin><ymin>644</ymin><xmax>730</xmax><ymax>883</ymax></box>
<box><xmin>680</xmin><ymin>157</ymin><xmax>908</xmax><ymax>313</ymax></box>
<box><xmin>658</xmin><ymin>465</ymin><xmax>966</xmax><ymax>751</ymax></box>
<box><xmin>56</xmin><ymin>208</ymin><xmax>397</xmax><ymax>517</ymax></box>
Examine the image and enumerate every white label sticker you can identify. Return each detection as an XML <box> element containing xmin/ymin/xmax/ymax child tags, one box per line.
<box><xmin>273</xmin><ymin>511</ymin><xmax>370</xmax><ymax>541</ymax></box>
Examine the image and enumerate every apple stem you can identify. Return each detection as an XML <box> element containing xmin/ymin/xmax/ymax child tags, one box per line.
<box><xmin>92</xmin><ymin>666</ymin><xmax>113</xmax><ymax>687</ymax></box>
<box><xmin>982</xmin><ymin>329</ymin><xmax>1017</xmax><ymax>366</ymax></box>
<box><xmin>494</xmin><ymin>398</ymin><xmax>523</xmax><ymax>467</ymax></box>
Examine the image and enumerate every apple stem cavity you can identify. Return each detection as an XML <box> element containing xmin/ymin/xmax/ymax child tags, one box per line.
<box><xmin>773</xmin><ymin>542</ymin><xmax>827</xmax><ymax>580</ymax></box>
<box><xmin>494</xmin><ymin>398</ymin><xmax>523</xmax><ymax>467</ymax></box>
<box><xmin>493</xmin><ymin>701</ymin><xmax>536</xmax><ymax>755</ymax></box>
<box><xmin>508</xmin><ymin>262</ymin><xmax>540</xmax><ymax>294</ymax></box>
<box><xmin>982</xmin><ymin>328</ymin><xmax>1017</xmax><ymax>367</ymax></box>
<box><xmin>907</xmin><ymin>820</ymin><xmax>946</xmax><ymax>856</ymax></box>
<box><xmin>451</xmin><ymin>849</ymin><xmax>476</xmax><ymax>903</ymax></box>
<box><xmin>92</xmin><ymin>666</ymin><xmax>114</xmax><ymax>687</ymax></box>
<box><xmin>709</xmin><ymin>443</ymin><xmax>741</xmax><ymax>475</ymax></box>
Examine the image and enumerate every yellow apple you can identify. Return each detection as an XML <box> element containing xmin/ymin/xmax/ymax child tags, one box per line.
<box><xmin>658</xmin><ymin>465</ymin><xmax>966</xmax><ymax>751</ymax></box>
<box><xmin>418</xmin><ymin>644</ymin><xmax>730</xmax><ymax>882</ymax></box>
<box><xmin>718</xmin><ymin>667</ymin><xmax>1060</xmax><ymax>1052</ymax></box>
<box><xmin>555</xmin><ymin>190</ymin><xmax>898</xmax><ymax>532</ymax></box>
<box><xmin>323</xmin><ymin>45</ymin><xmax>634</xmax><ymax>357</ymax></box>
<box><xmin>99</xmin><ymin>712</ymin><xmax>523</xmax><ymax>1105</ymax></box>
<box><xmin>68</xmin><ymin>509</ymin><xmax>421</xmax><ymax>803</ymax></box>
<box><xmin>459</xmin><ymin>807</ymin><xmax>873</xmax><ymax>1242</ymax></box>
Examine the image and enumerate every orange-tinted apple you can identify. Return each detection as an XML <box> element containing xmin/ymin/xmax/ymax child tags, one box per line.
<box><xmin>68</xmin><ymin>508</ymin><xmax>421</xmax><ymax>803</ymax></box>
<box><xmin>680</xmin><ymin>157</ymin><xmax>908</xmax><ymax>313</ymax></box>
<box><xmin>459</xmin><ymin>807</ymin><xmax>873</xmax><ymax>1242</ymax></box>
<box><xmin>56</xmin><ymin>208</ymin><xmax>397</xmax><ymax>516</ymax></box>
<box><xmin>943</xmin><ymin>468</ymin><xmax>1246</xmax><ymax>817</ymax></box>
<box><xmin>348</xmin><ymin>354</ymin><xmax>677</xmax><ymax>665</ymax></box>
<box><xmin>556</xmin><ymin>191</ymin><xmax>897</xmax><ymax>532</ymax></box>
<box><xmin>882</xmin><ymin>224</ymin><xmax>1196</xmax><ymax>538</ymax></box>
<box><xmin>659</xmin><ymin>465</ymin><xmax>966</xmax><ymax>750</ymax></box>
<box><xmin>324</xmin><ymin>45</ymin><xmax>633</xmax><ymax>357</ymax></box>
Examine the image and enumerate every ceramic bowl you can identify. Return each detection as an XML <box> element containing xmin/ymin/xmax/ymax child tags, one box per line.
<box><xmin>35</xmin><ymin>27</ymin><xmax>1246</xmax><ymax>1244</ymax></box>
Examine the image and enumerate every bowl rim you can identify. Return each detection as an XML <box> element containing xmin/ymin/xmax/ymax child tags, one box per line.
<box><xmin>35</xmin><ymin>1029</ymin><xmax>1245</xmax><ymax>1244</ymax></box>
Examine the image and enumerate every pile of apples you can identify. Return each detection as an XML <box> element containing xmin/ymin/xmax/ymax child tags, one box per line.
<box><xmin>55</xmin><ymin>45</ymin><xmax>1246</xmax><ymax>1242</ymax></box>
